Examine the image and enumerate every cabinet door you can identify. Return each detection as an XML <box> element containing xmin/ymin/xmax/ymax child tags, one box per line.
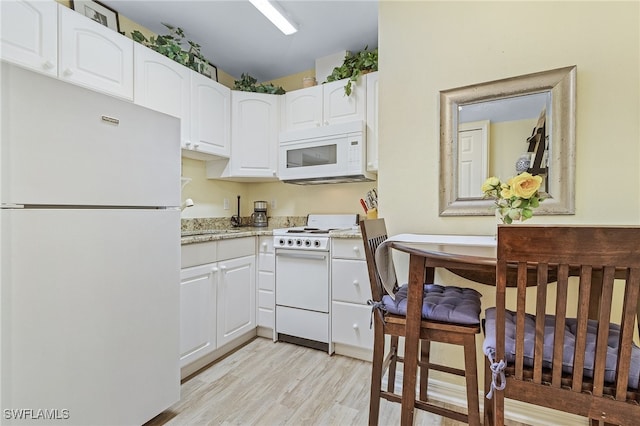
<box><xmin>230</xmin><ymin>91</ymin><xmax>279</xmax><ymax>178</ymax></box>
<box><xmin>332</xmin><ymin>301</ymin><xmax>374</xmax><ymax>349</ymax></box>
<box><xmin>180</xmin><ymin>264</ymin><xmax>218</xmax><ymax>368</ymax></box>
<box><xmin>282</xmin><ymin>85</ymin><xmax>323</xmax><ymax>130</ymax></box>
<box><xmin>366</xmin><ymin>71</ymin><xmax>379</xmax><ymax>172</ymax></box>
<box><xmin>217</xmin><ymin>255</ymin><xmax>256</xmax><ymax>347</ymax></box>
<box><xmin>134</xmin><ymin>43</ymin><xmax>190</xmax><ymax>146</ymax></box>
<box><xmin>323</xmin><ymin>78</ymin><xmax>366</xmax><ymax>126</ymax></box>
<box><xmin>0</xmin><ymin>0</ymin><xmax>57</xmax><ymax>77</ymax></box>
<box><xmin>58</xmin><ymin>6</ymin><xmax>133</xmax><ymax>100</ymax></box>
<box><xmin>187</xmin><ymin>71</ymin><xmax>231</xmax><ymax>159</ymax></box>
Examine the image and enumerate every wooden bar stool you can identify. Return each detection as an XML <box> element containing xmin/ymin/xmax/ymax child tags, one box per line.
<box><xmin>360</xmin><ymin>219</ymin><xmax>482</xmax><ymax>425</ymax></box>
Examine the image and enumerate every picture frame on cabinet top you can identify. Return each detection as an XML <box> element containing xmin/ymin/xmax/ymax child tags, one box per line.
<box><xmin>71</xmin><ymin>0</ymin><xmax>120</xmax><ymax>33</ymax></box>
<box><xmin>196</xmin><ymin>58</ymin><xmax>218</xmax><ymax>82</ymax></box>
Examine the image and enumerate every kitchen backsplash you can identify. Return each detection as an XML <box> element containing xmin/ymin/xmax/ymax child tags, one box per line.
<box><xmin>181</xmin><ymin>216</ymin><xmax>308</xmax><ymax>232</ymax></box>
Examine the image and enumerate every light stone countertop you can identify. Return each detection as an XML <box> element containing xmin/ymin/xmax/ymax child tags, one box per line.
<box><xmin>180</xmin><ymin>221</ymin><xmax>362</xmax><ymax>245</ymax></box>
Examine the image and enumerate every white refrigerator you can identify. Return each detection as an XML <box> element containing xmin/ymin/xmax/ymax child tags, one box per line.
<box><xmin>1</xmin><ymin>63</ymin><xmax>181</xmax><ymax>425</ymax></box>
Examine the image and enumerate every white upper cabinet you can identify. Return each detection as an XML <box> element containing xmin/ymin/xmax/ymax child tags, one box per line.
<box><xmin>0</xmin><ymin>0</ymin><xmax>58</xmax><ymax>77</ymax></box>
<box><xmin>133</xmin><ymin>43</ymin><xmax>190</xmax><ymax>146</ymax></box>
<box><xmin>366</xmin><ymin>71</ymin><xmax>379</xmax><ymax>172</ymax></box>
<box><xmin>188</xmin><ymin>71</ymin><xmax>231</xmax><ymax>159</ymax></box>
<box><xmin>281</xmin><ymin>77</ymin><xmax>366</xmax><ymax>132</ymax></box>
<box><xmin>58</xmin><ymin>5</ymin><xmax>133</xmax><ymax>100</ymax></box>
<box><xmin>208</xmin><ymin>91</ymin><xmax>279</xmax><ymax>180</ymax></box>
<box><xmin>282</xmin><ymin>85</ymin><xmax>323</xmax><ymax>130</ymax></box>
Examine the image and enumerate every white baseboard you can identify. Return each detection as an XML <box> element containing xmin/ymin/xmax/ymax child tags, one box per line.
<box><xmin>386</xmin><ymin>373</ymin><xmax>589</xmax><ymax>426</ymax></box>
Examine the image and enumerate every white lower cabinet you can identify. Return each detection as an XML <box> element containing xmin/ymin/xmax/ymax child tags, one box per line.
<box><xmin>257</xmin><ymin>236</ymin><xmax>275</xmax><ymax>335</ymax></box>
<box><xmin>179</xmin><ymin>238</ymin><xmax>255</xmax><ymax>377</ymax></box>
<box><xmin>179</xmin><ymin>262</ymin><xmax>218</xmax><ymax>368</ymax></box>
<box><xmin>217</xmin><ymin>254</ymin><xmax>256</xmax><ymax>347</ymax></box>
<box><xmin>331</xmin><ymin>238</ymin><xmax>374</xmax><ymax>360</ymax></box>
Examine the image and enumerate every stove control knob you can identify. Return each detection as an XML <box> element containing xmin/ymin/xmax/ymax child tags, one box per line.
<box><xmin>287</xmin><ymin>239</ymin><xmax>294</xmax><ymax>246</ymax></box>
<box><xmin>304</xmin><ymin>240</ymin><xmax>311</xmax><ymax>247</ymax></box>
<box><xmin>296</xmin><ymin>239</ymin><xmax>303</xmax><ymax>246</ymax></box>
<box><xmin>313</xmin><ymin>240</ymin><xmax>321</xmax><ymax>247</ymax></box>
<box><xmin>278</xmin><ymin>238</ymin><xmax>285</xmax><ymax>246</ymax></box>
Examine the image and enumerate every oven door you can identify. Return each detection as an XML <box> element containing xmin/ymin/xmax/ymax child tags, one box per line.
<box><xmin>275</xmin><ymin>248</ymin><xmax>329</xmax><ymax>312</ymax></box>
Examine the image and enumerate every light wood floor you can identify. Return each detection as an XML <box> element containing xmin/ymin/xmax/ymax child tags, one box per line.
<box><xmin>145</xmin><ymin>337</ymin><xmax>527</xmax><ymax>425</ymax></box>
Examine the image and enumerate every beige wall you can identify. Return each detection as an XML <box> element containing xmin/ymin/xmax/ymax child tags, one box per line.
<box><xmin>378</xmin><ymin>0</ymin><xmax>639</xmax><ymax>388</ymax></box>
<box><xmin>379</xmin><ymin>0</ymin><xmax>639</xmax><ymax>236</ymax></box>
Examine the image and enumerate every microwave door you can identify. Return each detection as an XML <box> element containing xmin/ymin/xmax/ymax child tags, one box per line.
<box><xmin>280</xmin><ymin>136</ymin><xmax>349</xmax><ymax>180</ymax></box>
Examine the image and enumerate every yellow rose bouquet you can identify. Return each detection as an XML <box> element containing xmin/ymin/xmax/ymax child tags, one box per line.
<box><xmin>481</xmin><ymin>172</ymin><xmax>543</xmax><ymax>224</ymax></box>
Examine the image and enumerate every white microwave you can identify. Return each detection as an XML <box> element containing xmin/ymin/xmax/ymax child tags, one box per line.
<box><xmin>278</xmin><ymin>121</ymin><xmax>376</xmax><ymax>184</ymax></box>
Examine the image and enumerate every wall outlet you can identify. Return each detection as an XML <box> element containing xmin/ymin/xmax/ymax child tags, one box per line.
<box><xmin>271</xmin><ymin>199</ymin><xmax>277</xmax><ymax>209</ymax></box>
<box><xmin>223</xmin><ymin>198</ymin><xmax>229</xmax><ymax>210</ymax></box>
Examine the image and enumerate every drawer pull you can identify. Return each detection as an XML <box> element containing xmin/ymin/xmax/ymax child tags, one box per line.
<box><xmin>352</xmin><ymin>280</ymin><xmax>359</xmax><ymax>286</ymax></box>
<box><xmin>352</xmin><ymin>323</ymin><xmax>359</xmax><ymax>330</ymax></box>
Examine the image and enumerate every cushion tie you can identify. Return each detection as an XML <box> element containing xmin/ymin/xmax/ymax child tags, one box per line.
<box><xmin>485</xmin><ymin>347</ymin><xmax>506</xmax><ymax>399</ymax></box>
<box><xmin>367</xmin><ymin>300</ymin><xmax>387</xmax><ymax>328</ymax></box>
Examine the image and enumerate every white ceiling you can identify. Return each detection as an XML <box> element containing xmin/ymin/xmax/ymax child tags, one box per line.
<box><xmin>100</xmin><ymin>0</ymin><xmax>379</xmax><ymax>82</ymax></box>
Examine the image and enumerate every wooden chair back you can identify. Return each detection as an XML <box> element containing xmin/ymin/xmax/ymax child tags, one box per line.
<box><xmin>490</xmin><ymin>225</ymin><xmax>640</xmax><ymax>425</ymax></box>
<box><xmin>360</xmin><ymin>218</ymin><xmax>395</xmax><ymax>302</ymax></box>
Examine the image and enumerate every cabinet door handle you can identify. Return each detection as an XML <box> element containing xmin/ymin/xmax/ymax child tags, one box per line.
<box><xmin>323</xmin><ymin>120</ymin><xmax>329</xmax><ymax>126</ymax></box>
<box><xmin>352</xmin><ymin>280</ymin><xmax>359</xmax><ymax>286</ymax></box>
<box><xmin>352</xmin><ymin>323</ymin><xmax>359</xmax><ymax>330</ymax></box>
<box><xmin>353</xmin><ymin>246</ymin><xmax>360</xmax><ymax>252</ymax></box>
<box><xmin>63</xmin><ymin>68</ymin><xmax>73</xmax><ymax>76</ymax></box>
<box><xmin>262</xmin><ymin>242</ymin><xmax>268</xmax><ymax>248</ymax></box>
<box><xmin>220</xmin><ymin>265</ymin><xmax>227</xmax><ymax>270</ymax></box>
<box><xmin>193</xmin><ymin>143</ymin><xmax>199</xmax><ymax>149</ymax></box>
<box><xmin>211</xmin><ymin>267</ymin><xmax>219</xmax><ymax>272</ymax></box>
<box><xmin>42</xmin><ymin>60</ymin><xmax>55</xmax><ymax>70</ymax></box>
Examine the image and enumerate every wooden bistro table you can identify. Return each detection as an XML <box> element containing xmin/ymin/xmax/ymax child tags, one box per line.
<box><xmin>384</xmin><ymin>233</ymin><xmax>609</xmax><ymax>425</ymax></box>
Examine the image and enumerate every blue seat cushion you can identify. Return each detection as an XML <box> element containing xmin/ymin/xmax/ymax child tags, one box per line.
<box><xmin>483</xmin><ymin>307</ymin><xmax>640</xmax><ymax>389</ymax></box>
<box><xmin>381</xmin><ymin>283</ymin><xmax>482</xmax><ymax>325</ymax></box>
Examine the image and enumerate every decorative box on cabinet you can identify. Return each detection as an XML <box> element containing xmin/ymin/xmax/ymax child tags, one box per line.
<box><xmin>0</xmin><ymin>0</ymin><xmax>58</xmax><ymax>77</ymax></box>
<box><xmin>58</xmin><ymin>5</ymin><xmax>133</xmax><ymax>100</ymax></box>
<box><xmin>206</xmin><ymin>91</ymin><xmax>280</xmax><ymax>181</ymax></box>
<box><xmin>281</xmin><ymin>77</ymin><xmax>366</xmax><ymax>132</ymax></box>
<box><xmin>256</xmin><ymin>236</ymin><xmax>275</xmax><ymax>338</ymax></box>
<box><xmin>331</xmin><ymin>237</ymin><xmax>374</xmax><ymax>361</ymax></box>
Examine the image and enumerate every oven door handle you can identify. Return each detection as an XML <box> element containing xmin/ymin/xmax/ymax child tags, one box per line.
<box><xmin>276</xmin><ymin>251</ymin><xmax>327</xmax><ymax>261</ymax></box>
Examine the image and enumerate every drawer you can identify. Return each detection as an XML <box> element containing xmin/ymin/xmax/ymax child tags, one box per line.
<box><xmin>258</xmin><ymin>288</ymin><xmax>274</xmax><ymax>308</ymax></box>
<box><xmin>257</xmin><ymin>236</ymin><xmax>274</xmax><ymax>254</ymax></box>
<box><xmin>332</xmin><ymin>259</ymin><xmax>372</xmax><ymax>304</ymax></box>
<box><xmin>181</xmin><ymin>241</ymin><xmax>217</xmax><ymax>268</ymax></box>
<box><xmin>258</xmin><ymin>252</ymin><xmax>274</xmax><ymax>272</ymax></box>
<box><xmin>258</xmin><ymin>270</ymin><xmax>274</xmax><ymax>291</ymax></box>
<box><xmin>332</xmin><ymin>239</ymin><xmax>365</xmax><ymax>260</ymax></box>
<box><xmin>276</xmin><ymin>306</ymin><xmax>329</xmax><ymax>343</ymax></box>
<box><xmin>217</xmin><ymin>237</ymin><xmax>255</xmax><ymax>260</ymax></box>
<box><xmin>331</xmin><ymin>301</ymin><xmax>374</xmax><ymax>349</ymax></box>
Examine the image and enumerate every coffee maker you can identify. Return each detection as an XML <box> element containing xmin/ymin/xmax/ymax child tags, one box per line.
<box><xmin>251</xmin><ymin>200</ymin><xmax>268</xmax><ymax>227</ymax></box>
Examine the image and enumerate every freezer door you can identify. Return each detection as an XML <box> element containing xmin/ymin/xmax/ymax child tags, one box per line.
<box><xmin>1</xmin><ymin>209</ymin><xmax>180</xmax><ymax>425</ymax></box>
<box><xmin>0</xmin><ymin>63</ymin><xmax>180</xmax><ymax>207</ymax></box>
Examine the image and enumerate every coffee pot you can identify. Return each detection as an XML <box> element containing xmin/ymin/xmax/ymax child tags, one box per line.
<box><xmin>251</xmin><ymin>200</ymin><xmax>268</xmax><ymax>227</ymax></box>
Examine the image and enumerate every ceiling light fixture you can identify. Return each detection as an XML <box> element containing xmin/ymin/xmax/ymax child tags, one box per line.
<box><xmin>249</xmin><ymin>0</ymin><xmax>298</xmax><ymax>35</ymax></box>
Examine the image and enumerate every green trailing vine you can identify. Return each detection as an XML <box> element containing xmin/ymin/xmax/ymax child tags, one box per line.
<box><xmin>131</xmin><ymin>23</ymin><xmax>210</xmax><ymax>75</ymax></box>
<box><xmin>233</xmin><ymin>73</ymin><xmax>285</xmax><ymax>95</ymax></box>
<box><xmin>326</xmin><ymin>46</ymin><xmax>378</xmax><ymax>96</ymax></box>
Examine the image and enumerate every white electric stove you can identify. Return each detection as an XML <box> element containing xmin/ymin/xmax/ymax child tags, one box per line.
<box><xmin>273</xmin><ymin>214</ymin><xmax>359</xmax><ymax>352</ymax></box>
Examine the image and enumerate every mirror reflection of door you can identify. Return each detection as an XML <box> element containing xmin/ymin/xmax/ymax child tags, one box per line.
<box><xmin>458</xmin><ymin>120</ymin><xmax>489</xmax><ymax>198</ymax></box>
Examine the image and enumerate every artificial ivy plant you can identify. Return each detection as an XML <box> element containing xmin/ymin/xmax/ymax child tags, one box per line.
<box><xmin>326</xmin><ymin>46</ymin><xmax>378</xmax><ymax>96</ymax></box>
<box><xmin>131</xmin><ymin>23</ymin><xmax>210</xmax><ymax>75</ymax></box>
<box><xmin>233</xmin><ymin>73</ymin><xmax>286</xmax><ymax>95</ymax></box>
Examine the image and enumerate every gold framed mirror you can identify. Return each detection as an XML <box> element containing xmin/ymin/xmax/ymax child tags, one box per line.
<box><xmin>439</xmin><ymin>66</ymin><xmax>576</xmax><ymax>216</ymax></box>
